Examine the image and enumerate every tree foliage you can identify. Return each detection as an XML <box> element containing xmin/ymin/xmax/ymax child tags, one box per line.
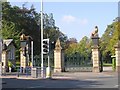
<box><xmin>1</xmin><ymin>2</ymin><xmax>67</xmax><ymax>58</ymax></box>
<box><xmin>65</xmin><ymin>36</ymin><xmax>92</xmax><ymax>59</ymax></box>
<box><xmin>100</xmin><ymin>18</ymin><xmax>120</xmax><ymax>63</ymax></box>
<box><xmin>1</xmin><ymin>2</ymin><xmax>119</xmax><ymax>63</ymax></box>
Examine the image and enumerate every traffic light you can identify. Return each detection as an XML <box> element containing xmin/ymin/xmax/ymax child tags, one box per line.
<box><xmin>42</xmin><ymin>39</ymin><xmax>49</xmax><ymax>54</ymax></box>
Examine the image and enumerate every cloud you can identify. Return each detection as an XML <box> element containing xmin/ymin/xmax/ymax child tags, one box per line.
<box><xmin>79</xmin><ymin>18</ymin><xmax>88</xmax><ymax>25</ymax></box>
<box><xmin>62</xmin><ymin>15</ymin><xmax>76</xmax><ymax>23</ymax></box>
<box><xmin>61</xmin><ymin>15</ymin><xmax>88</xmax><ymax>25</ymax></box>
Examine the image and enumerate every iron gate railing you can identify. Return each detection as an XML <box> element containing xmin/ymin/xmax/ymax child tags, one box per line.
<box><xmin>34</xmin><ymin>52</ymin><xmax>93</xmax><ymax>72</ymax></box>
<box><xmin>64</xmin><ymin>53</ymin><xmax>93</xmax><ymax>72</ymax></box>
<box><xmin>33</xmin><ymin>51</ymin><xmax>54</xmax><ymax>70</ymax></box>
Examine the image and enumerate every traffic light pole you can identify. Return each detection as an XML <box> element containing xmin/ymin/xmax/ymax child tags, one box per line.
<box><xmin>46</xmin><ymin>51</ymin><xmax>51</xmax><ymax>79</ymax></box>
<box><xmin>41</xmin><ymin>0</ymin><xmax>44</xmax><ymax>78</ymax></box>
<box><xmin>47</xmin><ymin>39</ymin><xmax>52</xmax><ymax>79</ymax></box>
<box><xmin>48</xmin><ymin>53</ymin><xmax>50</xmax><ymax>68</ymax></box>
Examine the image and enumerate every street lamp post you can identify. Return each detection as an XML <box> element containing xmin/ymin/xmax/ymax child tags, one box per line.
<box><xmin>41</xmin><ymin>0</ymin><xmax>44</xmax><ymax>78</ymax></box>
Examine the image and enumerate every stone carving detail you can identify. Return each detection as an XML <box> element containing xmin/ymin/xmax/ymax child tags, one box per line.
<box><xmin>20</xmin><ymin>34</ymin><xmax>33</xmax><ymax>41</ymax></box>
<box><xmin>91</xmin><ymin>26</ymin><xmax>99</xmax><ymax>37</ymax></box>
<box><xmin>55</xmin><ymin>38</ymin><xmax>62</xmax><ymax>50</ymax></box>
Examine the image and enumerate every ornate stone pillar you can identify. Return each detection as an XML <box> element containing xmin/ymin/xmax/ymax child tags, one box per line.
<box><xmin>91</xmin><ymin>26</ymin><xmax>100</xmax><ymax>73</ymax></box>
<box><xmin>54</xmin><ymin>38</ymin><xmax>64</xmax><ymax>72</ymax></box>
<box><xmin>114</xmin><ymin>41</ymin><xmax>120</xmax><ymax>72</ymax></box>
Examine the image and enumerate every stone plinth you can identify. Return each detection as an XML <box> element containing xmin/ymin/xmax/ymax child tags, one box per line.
<box><xmin>114</xmin><ymin>41</ymin><xmax>120</xmax><ymax>72</ymax></box>
<box><xmin>54</xmin><ymin>39</ymin><xmax>64</xmax><ymax>72</ymax></box>
<box><xmin>20</xmin><ymin>48</ymin><xmax>27</xmax><ymax>73</ymax></box>
<box><xmin>91</xmin><ymin>36</ymin><xmax>99</xmax><ymax>46</ymax></box>
<box><xmin>92</xmin><ymin>46</ymin><xmax>100</xmax><ymax>73</ymax></box>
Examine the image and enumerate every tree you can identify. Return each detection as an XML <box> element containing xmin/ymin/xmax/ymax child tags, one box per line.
<box><xmin>1</xmin><ymin>2</ymin><xmax>68</xmax><ymax>57</ymax></box>
<box><xmin>100</xmin><ymin>18</ymin><xmax>119</xmax><ymax>63</ymax></box>
<box><xmin>65</xmin><ymin>42</ymin><xmax>78</xmax><ymax>56</ymax></box>
<box><xmin>78</xmin><ymin>36</ymin><xmax>92</xmax><ymax>57</ymax></box>
<box><xmin>65</xmin><ymin>36</ymin><xmax>92</xmax><ymax>58</ymax></box>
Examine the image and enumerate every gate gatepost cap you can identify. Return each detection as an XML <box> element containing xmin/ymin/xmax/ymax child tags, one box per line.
<box><xmin>55</xmin><ymin>38</ymin><xmax>62</xmax><ymax>50</ymax></box>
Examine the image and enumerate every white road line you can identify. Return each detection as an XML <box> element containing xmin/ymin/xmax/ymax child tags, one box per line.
<box><xmin>85</xmin><ymin>79</ymin><xmax>99</xmax><ymax>81</ymax></box>
<box><xmin>27</xmin><ymin>85</ymin><xmax>45</xmax><ymax>88</ymax></box>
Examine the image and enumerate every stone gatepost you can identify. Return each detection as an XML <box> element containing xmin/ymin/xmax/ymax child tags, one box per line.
<box><xmin>91</xmin><ymin>26</ymin><xmax>100</xmax><ymax>73</ymax></box>
<box><xmin>54</xmin><ymin>38</ymin><xmax>65</xmax><ymax>72</ymax></box>
<box><xmin>20</xmin><ymin>34</ymin><xmax>33</xmax><ymax>73</ymax></box>
<box><xmin>2</xmin><ymin>50</ymin><xmax>8</xmax><ymax>74</ymax></box>
<box><xmin>92</xmin><ymin>45</ymin><xmax>100</xmax><ymax>72</ymax></box>
<box><xmin>20</xmin><ymin>48</ymin><xmax>27</xmax><ymax>73</ymax></box>
<box><xmin>114</xmin><ymin>41</ymin><xmax>120</xmax><ymax>72</ymax></box>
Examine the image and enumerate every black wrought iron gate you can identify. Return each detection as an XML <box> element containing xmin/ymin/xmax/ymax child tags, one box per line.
<box><xmin>64</xmin><ymin>53</ymin><xmax>93</xmax><ymax>72</ymax></box>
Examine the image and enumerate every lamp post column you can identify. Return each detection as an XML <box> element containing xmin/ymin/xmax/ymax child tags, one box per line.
<box><xmin>41</xmin><ymin>0</ymin><xmax>44</xmax><ymax>78</ymax></box>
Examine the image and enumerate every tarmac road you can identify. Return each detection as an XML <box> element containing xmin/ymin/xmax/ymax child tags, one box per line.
<box><xmin>1</xmin><ymin>71</ymin><xmax>118</xmax><ymax>89</ymax></box>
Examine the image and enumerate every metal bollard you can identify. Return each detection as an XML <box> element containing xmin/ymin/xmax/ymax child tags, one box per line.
<box><xmin>17</xmin><ymin>69</ymin><xmax>19</xmax><ymax>77</ymax></box>
<box><xmin>46</xmin><ymin>67</ymin><xmax>52</xmax><ymax>79</ymax></box>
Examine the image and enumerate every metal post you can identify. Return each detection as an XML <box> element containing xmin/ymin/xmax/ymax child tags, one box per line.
<box><xmin>41</xmin><ymin>0</ymin><xmax>44</xmax><ymax>78</ymax></box>
<box><xmin>0</xmin><ymin>2</ymin><xmax>2</xmax><ymax>76</ymax></box>
<box><xmin>47</xmin><ymin>39</ymin><xmax>50</xmax><ymax>68</ymax></box>
<box><xmin>46</xmin><ymin>38</ymin><xmax>51</xmax><ymax>78</ymax></box>
<box><xmin>46</xmin><ymin>53</ymin><xmax>51</xmax><ymax>78</ymax></box>
<box><xmin>26</xmin><ymin>44</ymin><xmax>29</xmax><ymax>66</ymax></box>
<box><xmin>31</xmin><ymin>41</ymin><xmax>33</xmax><ymax>67</ymax></box>
<box><xmin>46</xmin><ymin>52</ymin><xmax>51</xmax><ymax>78</ymax></box>
<box><xmin>0</xmin><ymin>39</ymin><xmax>2</xmax><ymax>76</ymax></box>
<box><xmin>48</xmin><ymin>54</ymin><xmax>50</xmax><ymax>68</ymax></box>
<box><xmin>0</xmin><ymin>39</ymin><xmax>2</xmax><ymax>62</ymax></box>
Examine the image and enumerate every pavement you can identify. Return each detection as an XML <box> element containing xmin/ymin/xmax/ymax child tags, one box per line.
<box><xmin>0</xmin><ymin>70</ymin><xmax>117</xmax><ymax>79</ymax></box>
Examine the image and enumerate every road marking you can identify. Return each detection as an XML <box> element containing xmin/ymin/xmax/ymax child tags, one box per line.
<box><xmin>85</xmin><ymin>79</ymin><xmax>99</xmax><ymax>81</ymax></box>
<box><xmin>27</xmin><ymin>85</ymin><xmax>46</xmax><ymax>88</ymax></box>
<box><xmin>53</xmin><ymin>76</ymin><xmax>73</xmax><ymax>79</ymax></box>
